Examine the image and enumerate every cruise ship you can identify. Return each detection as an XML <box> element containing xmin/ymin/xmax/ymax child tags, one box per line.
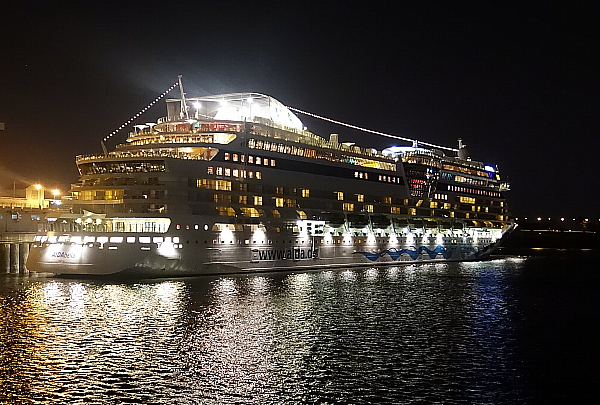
<box><xmin>26</xmin><ymin>88</ymin><xmax>514</xmax><ymax>277</ymax></box>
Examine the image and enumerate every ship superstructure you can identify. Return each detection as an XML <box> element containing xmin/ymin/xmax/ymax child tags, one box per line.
<box><xmin>27</xmin><ymin>90</ymin><xmax>513</xmax><ymax>277</ymax></box>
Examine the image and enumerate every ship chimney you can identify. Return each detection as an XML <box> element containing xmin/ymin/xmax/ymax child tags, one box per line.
<box><xmin>457</xmin><ymin>138</ymin><xmax>470</xmax><ymax>160</ymax></box>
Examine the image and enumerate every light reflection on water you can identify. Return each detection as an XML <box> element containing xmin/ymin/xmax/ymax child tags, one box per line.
<box><xmin>2</xmin><ymin>256</ymin><xmax>598</xmax><ymax>403</ymax></box>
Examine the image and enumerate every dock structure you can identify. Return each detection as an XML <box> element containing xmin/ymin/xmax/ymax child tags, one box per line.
<box><xmin>0</xmin><ymin>209</ymin><xmax>40</xmax><ymax>273</ymax></box>
<box><xmin>1</xmin><ymin>185</ymin><xmax>64</xmax><ymax>273</ymax></box>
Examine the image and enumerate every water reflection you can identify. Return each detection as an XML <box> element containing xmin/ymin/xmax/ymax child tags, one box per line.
<box><xmin>3</xmin><ymin>257</ymin><xmax>583</xmax><ymax>403</ymax></box>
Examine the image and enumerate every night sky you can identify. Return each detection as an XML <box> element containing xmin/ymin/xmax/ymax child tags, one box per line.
<box><xmin>1</xmin><ymin>1</ymin><xmax>598</xmax><ymax>218</ymax></box>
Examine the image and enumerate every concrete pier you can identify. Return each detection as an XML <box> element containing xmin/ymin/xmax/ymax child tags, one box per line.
<box><xmin>1</xmin><ymin>243</ymin><xmax>10</xmax><ymax>273</ymax></box>
<box><xmin>0</xmin><ymin>242</ymin><xmax>33</xmax><ymax>273</ymax></box>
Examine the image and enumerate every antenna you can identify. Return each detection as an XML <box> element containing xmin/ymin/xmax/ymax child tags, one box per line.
<box><xmin>178</xmin><ymin>75</ymin><xmax>189</xmax><ymax>120</ymax></box>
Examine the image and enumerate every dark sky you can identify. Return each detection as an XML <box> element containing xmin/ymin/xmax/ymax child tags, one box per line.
<box><xmin>1</xmin><ymin>1</ymin><xmax>598</xmax><ymax>218</ymax></box>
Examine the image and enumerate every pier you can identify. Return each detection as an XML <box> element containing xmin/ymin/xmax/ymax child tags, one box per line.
<box><xmin>0</xmin><ymin>209</ymin><xmax>39</xmax><ymax>273</ymax></box>
<box><xmin>1</xmin><ymin>185</ymin><xmax>63</xmax><ymax>273</ymax></box>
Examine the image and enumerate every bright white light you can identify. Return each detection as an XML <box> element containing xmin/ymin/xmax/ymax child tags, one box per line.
<box><xmin>484</xmin><ymin>165</ymin><xmax>496</xmax><ymax>172</ymax></box>
<box><xmin>436</xmin><ymin>233</ymin><xmax>444</xmax><ymax>245</ymax></box>
<box><xmin>157</xmin><ymin>241</ymin><xmax>179</xmax><ymax>259</ymax></box>
<box><xmin>193</xmin><ymin>102</ymin><xmax>201</xmax><ymax>109</ymax></box>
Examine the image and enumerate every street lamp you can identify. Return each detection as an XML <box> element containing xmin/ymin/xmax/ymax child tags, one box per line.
<box><xmin>34</xmin><ymin>184</ymin><xmax>43</xmax><ymax>208</ymax></box>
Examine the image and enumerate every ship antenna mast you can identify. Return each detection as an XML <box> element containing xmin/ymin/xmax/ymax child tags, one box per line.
<box><xmin>178</xmin><ymin>75</ymin><xmax>189</xmax><ymax>120</ymax></box>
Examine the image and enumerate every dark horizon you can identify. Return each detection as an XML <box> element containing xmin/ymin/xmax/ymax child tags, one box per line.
<box><xmin>1</xmin><ymin>1</ymin><xmax>598</xmax><ymax>219</ymax></box>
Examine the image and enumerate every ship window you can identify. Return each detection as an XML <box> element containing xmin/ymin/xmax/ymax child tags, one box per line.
<box><xmin>84</xmin><ymin>236</ymin><xmax>95</xmax><ymax>243</ymax></box>
<box><xmin>233</xmin><ymin>154</ymin><xmax>238</xmax><ymax>162</ymax></box>
<box><xmin>391</xmin><ymin>206</ymin><xmax>400</xmax><ymax>214</ymax></box>
<box><xmin>383</xmin><ymin>196</ymin><xmax>392</xmax><ymax>204</ymax></box>
<box><xmin>110</xmin><ymin>236</ymin><xmax>123</xmax><ymax>243</ymax></box>
<box><xmin>254</xmin><ymin>196</ymin><xmax>263</xmax><ymax>206</ymax></box>
<box><xmin>274</xmin><ymin>198</ymin><xmax>284</xmax><ymax>207</ymax></box>
<box><xmin>343</xmin><ymin>203</ymin><xmax>354</xmax><ymax>212</ymax></box>
<box><xmin>224</xmin><ymin>153</ymin><xmax>230</xmax><ymax>160</ymax></box>
<box><xmin>272</xmin><ymin>209</ymin><xmax>281</xmax><ymax>218</ymax></box>
<box><xmin>153</xmin><ymin>237</ymin><xmax>164</xmax><ymax>243</ymax></box>
<box><xmin>256</xmin><ymin>171</ymin><xmax>262</xmax><ymax>179</ymax></box>
<box><xmin>301</xmin><ymin>188</ymin><xmax>310</xmax><ymax>198</ymax></box>
<box><xmin>216</xmin><ymin>167</ymin><xmax>223</xmax><ymax>175</ymax></box>
<box><xmin>127</xmin><ymin>237</ymin><xmax>136</xmax><ymax>243</ymax></box>
<box><xmin>271</xmin><ymin>160</ymin><xmax>276</xmax><ymax>167</ymax></box>
<box><xmin>216</xmin><ymin>206</ymin><xmax>236</xmax><ymax>216</ymax></box>
<box><xmin>337</xmin><ymin>191</ymin><xmax>344</xmax><ymax>201</ymax></box>
<box><xmin>139</xmin><ymin>236</ymin><xmax>151</xmax><ymax>243</ymax></box>
<box><xmin>357</xmin><ymin>194</ymin><xmax>364</xmax><ymax>202</ymax></box>
<box><xmin>224</xmin><ymin>168</ymin><xmax>231</xmax><ymax>176</ymax></box>
<box><xmin>248</xmin><ymin>156</ymin><xmax>254</xmax><ymax>163</ymax></box>
<box><xmin>97</xmin><ymin>236</ymin><xmax>109</xmax><ymax>243</ymax></box>
<box><xmin>297</xmin><ymin>210</ymin><xmax>307</xmax><ymax>219</ymax></box>
<box><xmin>365</xmin><ymin>204</ymin><xmax>374</xmax><ymax>213</ymax></box>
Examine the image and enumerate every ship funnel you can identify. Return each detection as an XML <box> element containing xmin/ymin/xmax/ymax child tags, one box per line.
<box><xmin>457</xmin><ymin>138</ymin><xmax>470</xmax><ymax>160</ymax></box>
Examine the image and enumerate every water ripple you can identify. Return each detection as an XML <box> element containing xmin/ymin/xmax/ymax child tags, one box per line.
<box><xmin>3</xmin><ymin>255</ymin><xmax>597</xmax><ymax>403</ymax></box>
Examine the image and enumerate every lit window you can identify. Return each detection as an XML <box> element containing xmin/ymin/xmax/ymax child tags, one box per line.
<box><xmin>275</xmin><ymin>187</ymin><xmax>283</xmax><ymax>195</ymax></box>
<box><xmin>224</xmin><ymin>153</ymin><xmax>230</xmax><ymax>161</ymax></box>
<box><xmin>272</xmin><ymin>209</ymin><xmax>281</xmax><ymax>218</ymax></box>
<box><xmin>364</xmin><ymin>204</ymin><xmax>373</xmax><ymax>213</ymax></box>
<box><xmin>301</xmin><ymin>188</ymin><xmax>310</xmax><ymax>197</ymax></box>
<box><xmin>408</xmin><ymin>208</ymin><xmax>416</xmax><ymax>215</ymax></box>
<box><xmin>391</xmin><ymin>206</ymin><xmax>400</xmax><ymax>214</ymax></box>
<box><xmin>216</xmin><ymin>167</ymin><xmax>223</xmax><ymax>176</ymax></box>
<box><xmin>256</xmin><ymin>157</ymin><xmax>261</xmax><ymax>165</ymax></box>
<box><xmin>254</xmin><ymin>196</ymin><xmax>263</xmax><ymax>206</ymax></box>
<box><xmin>264</xmin><ymin>159</ymin><xmax>269</xmax><ymax>166</ymax></box>
<box><xmin>357</xmin><ymin>194</ymin><xmax>364</xmax><ymax>202</ymax></box>
<box><xmin>241</xmin><ymin>207</ymin><xmax>261</xmax><ymax>217</ymax></box>
<box><xmin>233</xmin><ymin>154</ymin><xmax>238</xmax><ymax>162</ymax></box>
<box><xmin>224</xmin><ymin>168</ymin><xmax>231</xmax><ymax>176</ymax></box>
<box><xmin>459</xmin><ymin>196</ymin><xmax>476</xmax><ymax>204</ymax></box>
<box><xmin>238</xmin><ymin>195</ymin><xmax>247</xmax><ymax>204</ymax></box>
<box><xmin>271</xmin><ymin>160</ymin><xmax>276</xmax><ymax>167</ymax></box>
<box><xmin>217</xmin><ymin>206</ymin><xmax>236</xmax><ymax>216</ymax></box>
<box><xmin>207</xmin><ymin>167</ymin><xmax>214</xmax><ymax>175</ymax></box>
<box><xmin>297</xmin><ymin>210</ymin><xmax>307</xmax><ymax>219</ymax></box>
<box><xmin>337</xmin><ymin>191</ymin><xmax>344</xmax><ymax>201</ymax></box>
<box><xmin>256</xmin><ymin>172</ymin><xmax>261</xmax><ymax>179</ymax></box>
<box><xmin>343</xmin><ymin>202</ymin><xmax>354</xmax><ymax>211</ymax></box>
<box><xmin>275</xmin><ymin>197</ymin><xmax>284</xmax><ymax>207</ymax></box>
<box><xmin>233</xmin><ymin>169</ymin><xmax>239</xmax><ymax>177</ymax></box>
<box><xmin>383</xmin><ymin>196</ymin><xmax>392</xmax><ymax>204</ymax></box>
<box><xmin>430</xmin><ymin>201</ymin><xmax>438</xmax><ymax>208</ymax></box>
<box><xmin>248</xmin><ymin>156</ymin><xmax>254</xmax><ymax>164</ymax></box>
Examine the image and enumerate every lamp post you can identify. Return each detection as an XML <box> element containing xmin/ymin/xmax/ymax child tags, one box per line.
<box><xmin>34</xmin><ymin>184</ymin><xmax>43</xmax><ymax>209</ymax></box>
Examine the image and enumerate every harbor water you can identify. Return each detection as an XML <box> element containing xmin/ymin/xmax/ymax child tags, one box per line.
<box><xmin>1</xmin><ymin>252</ymin><xmax>599</xmax><ymax>404</ymax></box>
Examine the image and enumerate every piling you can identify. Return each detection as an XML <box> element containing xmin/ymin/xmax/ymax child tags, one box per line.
<box><xmin>0</xmin><ymin>243</ymin><xmax>10</xmax><ymax>273</ymax></box>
